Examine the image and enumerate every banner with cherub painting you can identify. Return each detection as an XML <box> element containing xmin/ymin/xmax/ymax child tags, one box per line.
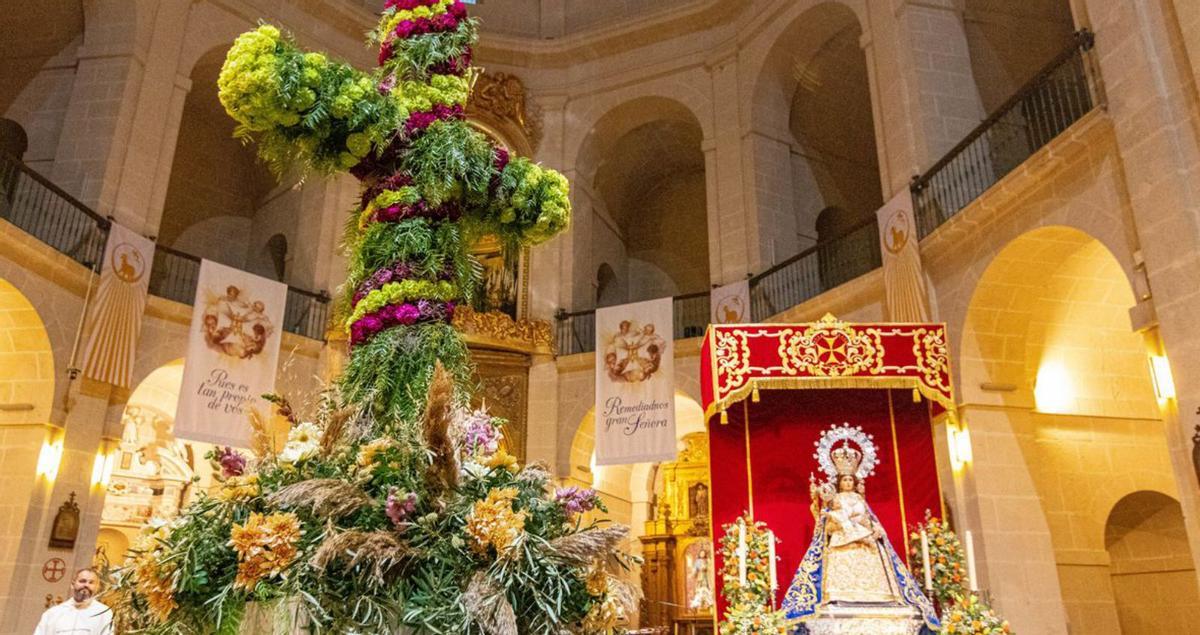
<box><xmin>176</xmin><ymin>259</ymin><xmax>287</xmax><ymax>447</ymax></box>
<box><xmin>594</xmin><ymin>297</ymin><xmax>676</xmax><ymax>465</ymax></box>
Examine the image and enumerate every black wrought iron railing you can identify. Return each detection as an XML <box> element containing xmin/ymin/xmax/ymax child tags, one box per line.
<box><xmin>911</xmin><ymin>29</ymin><xmax>1098</xmax><ymax>238</ymax></box>
<box><xmin>0</xmin><ymin>152</ymin><xmax>331</xmax><ymax>341</ymax></box>
<box><xmin>748</xmin><ymin>217</ymin><xmax>881</xmax><ymax>320</ymax></box>
<box><xmin>0</xmin><ymin>152</ymin><xmax>109</xmax><ymax>269</ymax></box>
<box><xmin>554</xmin><ymin>217</ymin><xmax>881</xmax><ymax>356</ymax></box>
<box><xmin>554</xmin><ymin>291</ymin><xmax>712</xmax><ymax>356</ymax></box>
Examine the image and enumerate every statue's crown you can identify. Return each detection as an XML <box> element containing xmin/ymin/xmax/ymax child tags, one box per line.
<box><xmin>831</xmin><ymin>441</ymin><xmax>862</xmax><ymax>476</ymax></box>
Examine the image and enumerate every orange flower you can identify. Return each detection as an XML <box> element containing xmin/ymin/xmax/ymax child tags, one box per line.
<box><xmin>229</xmin><ymin>512</ymin><xmax>302</xmax><ymax>590</ymax></box>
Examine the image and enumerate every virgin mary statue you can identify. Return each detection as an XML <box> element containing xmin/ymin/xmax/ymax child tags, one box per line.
<box><xmin>781</xmin><ymin>425</ymin><xmax>938</xmax><ymax>635</ymax></box>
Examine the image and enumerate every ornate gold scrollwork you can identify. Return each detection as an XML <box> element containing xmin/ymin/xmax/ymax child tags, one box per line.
<box><xmin>452</xmin><ymin>306</ymin><xmax>553</xmax><ymax>354</ymax></box>
<box><xmin>780</xmin><ymin>315</ymin><xmax>882</xmax><ymax>377</ymax></box>
<box><xmin>468</xmin><ymin>72</ymin><xmax>542</xmax><ymax>153</ymax></box>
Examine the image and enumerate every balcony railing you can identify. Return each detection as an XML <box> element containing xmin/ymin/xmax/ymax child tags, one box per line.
<box><xmin>911</xmin><ymin>29</ymin><xmax>1098</xmax><ymax>238</ymax></box>
<box><xmin>749</xmin><ymin>217</ymin><xmax>880</xmax><ymax>321</ymax></box>
<box><xmin>0</xmin><ymin>152</ymin><xmax>331</xmax><ymax>341</ymax></box>
<box><xmin>554</xmin><ymin>217</ymin><xmax>881</xmax><ymax>356</ymax></box>
<box><xmin>555</xmin><ymin>291</ymin><xmax>712</xmax><ymax>357</ymax></box>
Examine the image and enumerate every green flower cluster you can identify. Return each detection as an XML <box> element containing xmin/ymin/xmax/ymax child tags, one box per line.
<box><xmin>490</xmin><ymin>156</ymin><xmax>572</xmax><ymax>246</ymax></box>
<box><xmin>218</xmin><ymin>25</ymin><xmax>406</xmax><ymax>174</ymax></box>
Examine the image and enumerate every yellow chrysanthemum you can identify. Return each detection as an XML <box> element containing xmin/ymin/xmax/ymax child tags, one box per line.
<box><xmin>465</xmin><ymin>488</ymin><xmax>527</xmax><ymax>557</ymax></box>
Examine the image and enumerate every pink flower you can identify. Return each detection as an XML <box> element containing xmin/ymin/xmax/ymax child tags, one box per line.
<box><xmin>216</xmin><ymin>447</ymin><xmax>247</xmax><ymax>478</ymax></box>
<box><xmin>386</xmin><ymin>489</ymin><xmax>418</xmax><ymax>526</ymax></box>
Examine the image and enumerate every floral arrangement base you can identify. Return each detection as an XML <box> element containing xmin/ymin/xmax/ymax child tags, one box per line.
<box><xmin>797</xmin><ymin>604</ymin><xmax>923</xmax><ymax>635</ymax></box>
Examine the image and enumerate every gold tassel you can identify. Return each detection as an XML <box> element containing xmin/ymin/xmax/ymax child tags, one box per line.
<box><xmin>751</xmin><ymin>386</ymin><xmax>761</xmax><ymax>403</ymax></box>
<box><xmin>720</xmin><ymin>410</ymin><xmax>729</xmax><ymax>425</ymax></box>
<box><xmin>912</xmin><ymin>388</ymin><xmax>921</xmax><ymax>403</ymax></box>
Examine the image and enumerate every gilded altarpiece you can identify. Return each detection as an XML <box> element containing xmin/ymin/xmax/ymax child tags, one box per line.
<box><xmin>640</xmin><ymin>433</ymin><xmax>716</xmax><ymax>634</ymax></box>
<box><xmin>468</xmin><ymin>348</ymin><xmax>532</xmax><ymax>463</ymax></box>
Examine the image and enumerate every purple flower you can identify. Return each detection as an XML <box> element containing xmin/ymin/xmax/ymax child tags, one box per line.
<box><xmin>464</xmin><ymin>412</ymin><xmax>500</xmax><ymax>455</ymax></box>
<box><xmin>216</xmin><ymin>446</ymin><xmax>247</xmax><ymax>478</ymax></box>
<box><xmin>555</xmin><ymin>486</ymin><xmax>598</xmax><ymax>515</ymax></box>
<box><xmin>386</xmin><ymin>489</ymin><xmax>418</xmax><ymax>527</ymax></box>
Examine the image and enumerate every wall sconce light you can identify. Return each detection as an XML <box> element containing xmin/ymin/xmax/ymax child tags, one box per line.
<box><xmin>90</xmin><ymin>448</ymin><xmax>116</xmax><ymax>488</ymax></box>
<box><xmin>948</xmin><ymin>425</ymin><xmax>973</xmax><ymax>471</ymax></box>
<box><xmin>1149</xmin><ymin>355</ymin><xmax>1176</xmax><ymax>401</ymax></box>
<box><xmin>37</xmin><ymin>436</ymin><xmax>64</xmax><ymax>481</ymax></box>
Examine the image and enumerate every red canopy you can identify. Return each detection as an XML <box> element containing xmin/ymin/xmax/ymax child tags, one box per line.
<box><xmin>701</xmin><ymin>314</ymin><xmax>955</xmax><ymax>423</ymax></box>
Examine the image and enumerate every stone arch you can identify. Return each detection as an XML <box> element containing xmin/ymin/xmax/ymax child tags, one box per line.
<box><xmin>744</xmin><ymin>1</ymin><xmax>882</xmax><ymax>259</ymax></box>
<box><xmin>0</xmin><ymin>1</ymin><xmax>85</xmax><ymax>162</ymax></box>
<box><xmin>0</xmin><ymin>278</ymin><xmax>55</xmax><ymax>425</ymax></box>
<box><xmin>961</xmin><ymin>0</ymin><xmax>1077</xmax><ymax>114</ymax></box>
<box><xmin>958</xmin><ymin>225</ymin><xmax>1155</xmax><ymax>415</ymax></box>
<box><xmin>157</xmin><ymin>43</ymin><xmax>277</xmax><ymax>270</ymax></box>
<box><xmin>571</xmin><ymin>96</ymin><xmax>710</xmax><ymax>305</ymax></box>
<box><xmin>1104</xmin><ymin>491</ymin><xmax>1200</xmax><ymax>634</ymax></box>
<box><xmin>101</xmin><ymin>358</ymin><xmax>224</xmax><ymax>535</ymax></box>
<box><xmin>565</xmin><ymin>392</ymin><xmax>707</xmax><ymax>528</ymax></box>
<box><xmin>958</xmin><ymin>226</ymin><xmax>1185</xmax><ymax>631</ymax></box>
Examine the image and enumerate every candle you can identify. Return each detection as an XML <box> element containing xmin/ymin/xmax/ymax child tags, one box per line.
<box><xmin>921</xmin><ymin>529</ymin><xmax>932</xmax><ymax>590</ymax></box>
<box><xmin>965</xmin><ymin>530</ymin><xmax>978</xmax><ymax>591</ymax></box>
<box><xmin>768</xmin><ymin>530</ymin><xmax>778</xmax><ymax>591</ymax></box>
<box><xmin>737</xmin><ymin>519</ymin><xmax>747</xmax><ymax>586</ymax></box>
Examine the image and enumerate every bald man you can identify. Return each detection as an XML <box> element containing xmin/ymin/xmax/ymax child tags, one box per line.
<box><xmin>33</xmin><ymin>568</ymin><xmax>112</xmax><ymax>635</ymax></box>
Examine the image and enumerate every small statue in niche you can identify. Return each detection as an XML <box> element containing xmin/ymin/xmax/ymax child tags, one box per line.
<box><xmin>689</xmin><ymin>482</ymin><xmax>709</xmax><ymax>519</ymax></box>
<box><xmin>49</xmin><ymin>492</ymin><xmax>80</xmax><ymax>549</ymax></box>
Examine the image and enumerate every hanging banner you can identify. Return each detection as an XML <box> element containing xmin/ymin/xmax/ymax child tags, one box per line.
<box><xmin>176</xmin><ymin>260</ymin><xmax>287</xmax><ymax>447</ymax></box>
<box><xmin>81</xmin><ymin>222</ymin><xmax>155</xmax><ymax>388</ymax></box>
<box><xmin>876</xmin><ymin>189</ymin><xmax>931</xmax><ymax>322</ymax></box>
<box><xmin>595</xmin><ymin>297</ymin><xmax>676</xmax><ymax>465</ymax></box>
<box><xmin>710</xmin><ymin>279</ymin><xmax>750</xmax><ymax>325</ymax></box>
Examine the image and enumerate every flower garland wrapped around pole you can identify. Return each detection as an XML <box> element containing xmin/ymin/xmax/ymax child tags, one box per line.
<box><xmin>113</xmin><ymin>2</ymin><xmax>631</xmax><ymax>633</ymax></box>
<box><xmin>717</xmin><ymin>514</ymin><xmax>787</xmax><ymax>634</ymax></box>
<box><xmin>908</xmin><ymin>510</ymin><xmax>1013</xmax><ymax>634</ymax></box>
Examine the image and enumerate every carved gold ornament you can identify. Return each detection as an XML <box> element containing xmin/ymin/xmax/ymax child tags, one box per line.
<box><xmin>780</xmin><ymin>315</ymin><xmax>882</xmax><ymax>377</ymax></box>
<box><xmin>452</xmin><ymin>306</ymin><xmax>553</xmax><ymax>354</ymax></box>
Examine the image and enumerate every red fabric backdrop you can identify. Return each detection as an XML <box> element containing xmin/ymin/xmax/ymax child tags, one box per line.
<box><xmin>708</xmin><ymin>388</ymin><xmax>941</xmax><ymax>617</ymax></box>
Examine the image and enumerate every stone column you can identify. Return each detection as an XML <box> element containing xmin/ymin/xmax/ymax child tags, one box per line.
<box><xmin>704</xmin><ymin>48</ymin><xmax>755</xmax><ymax>282</ymax></box>
<box><xmin>1</xmin><ymin>379</ymin><xmax>114</xmax><ymax>635</ymax></box>
<box><xmin>1080</xmin><ymin>0</ymin><xmax>1200</xmax><ymax>581</ymax></box>
<box><xmin>892</xmin><ymin>0</ymin><xmax>984</xmax><ymax>165</ymax></box>
<box><xmin>529</xmin><ymin>94</ymin><xmax>570</xmax><ymax>318</ymax></box>
<box><xmin>953</xmin><ymin>405</ymin><xmax>1070</xmax><ymax>634</ymax></box>
<box><xmin>48</xmin><ymin>1</ymin><xmax>153</xmax><ymax>218</ymax></box>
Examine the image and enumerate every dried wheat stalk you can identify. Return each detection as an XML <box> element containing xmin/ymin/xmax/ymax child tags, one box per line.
<box><xmin>462</xmin><ymin>572</ymin><xmax>518</xmax><ymax>635</ymax></box>
<box><xmin>268</xmin><ymin>479</ymin><xmax>372</xmax><ymax>519</ymax></box>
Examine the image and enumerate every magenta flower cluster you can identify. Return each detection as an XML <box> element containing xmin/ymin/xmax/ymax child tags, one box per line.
<box><xmin>360</xmin><ymin>172</ymin><xmax>413</xmax><ymax>208</ymax></box>
<box><xmin>353</xmin><ymin>261</ymin><xmax>456</xmax><ymax>305</ymax></box>
<box><xmin>350</xmin><ymin>299</ymin><xmax>456</xmax><ymax>345</ymax></box>
<box><xmin>429</xmin><ymin>49</ymin><xmax>472</xmax><ymax>76</ymax></box>
<box><xmin>555</xmin><ymin>486</ymin><xmax>599</xmax><ymax>516</ymax></box>
<box><xmin>404</xmin><ymin>103</ymin><xmax>465</xmax><ymax>137</ymax></box>
<box><xmin>216</xmin><ymin>446</ymin><xmax>247</xmax><ymax>478</ymax></box>
<box><xmin>373</xmin><ymin>198</ymin><xmax>463</xmax><ymax>224</ymax></box>
<box><xmin>378</xmin><ymin>2</ymin><xmax>469</xmax><ymax>65</ymax></box>
<box><xmin>463</xmin><ymin>411</ymin><xmax>500</xmax><ymax>455</ymax></box>
<box><xmin>386</xmin><ymin>489</ymin><xmax>419</xmax><ymax>527</ymax></box>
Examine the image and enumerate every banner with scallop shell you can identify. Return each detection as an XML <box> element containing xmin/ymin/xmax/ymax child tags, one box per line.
<box><xmin>875</xmin><ymin>189</ymin><xmax>930</xmax><ymax>322</ymax></box>
<box><xmin>81</xmin><ymin>222</ymin><xmax>155</xmax><ymax>388</ymax></box>
<box><xmin>594</xmin><ymin>297</ymin><xmax>676</xmax><ymax>465</ymax></box>
<box><xmin>175</xmin><ymin>260</ymin><xmax>287</xmax><ymax>447</ymax></box>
